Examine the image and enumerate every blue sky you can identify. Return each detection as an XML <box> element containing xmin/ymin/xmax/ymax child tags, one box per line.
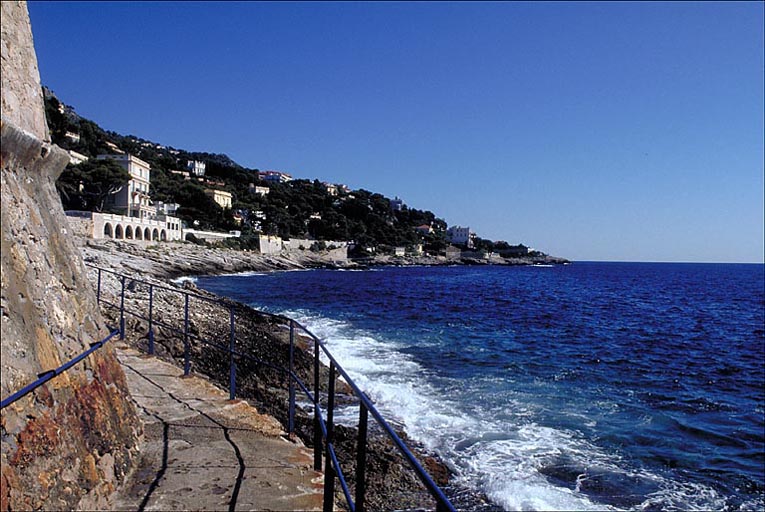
<box><xmin>27</xmin><ymin>2</ymin><xmax>764</xmax><ymax>262</ymax></box>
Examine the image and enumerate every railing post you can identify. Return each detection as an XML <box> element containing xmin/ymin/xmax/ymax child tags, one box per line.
<box><xmin>323</xmin><ymin>362</ymin><xmax>336</xmax><ymax>512</ymax></box>
<box><xmin>148</xmin><ymin>284</ymin><xmax>155</xmax><ymax>355</ymax></box>
<box><xmin>355</xmin><ymin>401</ymin><xmax>369</xmax><ymax>512</ymax></box>
<box><xmin>314</xmin><ymin>338</ymin><xmax>322</xmax><ymax>471</ymax></box>
<box><xmin>96</xmin><ymin>268</ymin><xmax>102</xmax><ymax>302</ymax></box>
<box><xmin>119</xmin><ymin>275</ymin><xmax>126</xmax><ymax>340</ymax></box>
<box><xmin>437</xmin><ymin>501</ymin><xmax>451</xmax><ymax>512</ymax></box>
<box><xmin>229</xmin><ymin>305</ymin><xmax>236</xmax><ymax>400</ymax></box>
<box><xmin>289</xmin><ymin>321</ymin><xmax>295</xmax><ymax>436</ymax></box>
<box><xmin>183</xmin><ymin>293</ymin><xmax>190</xmax><ymax>376</ymax></box>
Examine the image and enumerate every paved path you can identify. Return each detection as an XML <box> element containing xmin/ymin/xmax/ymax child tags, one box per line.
<box><xmin>110</xmin><ymin>345</ymin><xmax>324</xmax><ymax>511</ymax></box>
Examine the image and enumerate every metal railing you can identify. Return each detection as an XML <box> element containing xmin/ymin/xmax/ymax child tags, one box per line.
<box><xmin>87</xmin><ymin>264</ymin><xmax>455</xmax><ymax>512</ymax></box>
<box><xmin>1</xmin><ymin>329</ymin><xmax>121</xmax><ymax>410</ymax></box>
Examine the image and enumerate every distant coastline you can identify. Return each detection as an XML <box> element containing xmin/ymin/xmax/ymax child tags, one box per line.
<box><xmin>80</xmin><ymin>237</ymin><xmax>569</xmax><ymax>281</ymax></box>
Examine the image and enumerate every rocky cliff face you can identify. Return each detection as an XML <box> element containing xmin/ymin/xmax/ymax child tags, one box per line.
<box><xmin>1</xmin><ymin>2</ymin><xmax>141</xmax><ymax>510</ymax></box>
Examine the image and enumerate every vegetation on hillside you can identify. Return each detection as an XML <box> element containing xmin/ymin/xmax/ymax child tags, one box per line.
<box><xmin>45</xmin><ymin>88</ymin><xmax>538</xmax><ymax>256</ymax></box>
<box><xmin>55</xmin><ymin>158</ymin><xmax>130</xmax><ymax>212</ymax></box>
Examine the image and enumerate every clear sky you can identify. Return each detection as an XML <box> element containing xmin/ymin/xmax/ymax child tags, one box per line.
<box><xmin>27</xmin><ymin>1</ymin><xmax>764</xmax><ymax>263</ymax></box>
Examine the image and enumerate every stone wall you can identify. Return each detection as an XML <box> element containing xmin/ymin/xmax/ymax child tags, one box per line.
<box><xmin>1</xmin><ymin>3</ymin><xmax>141</xmax><ymax>510</ymax></box>
<box><xmin>283</xmin><ymin>238</ymin><xmax>349</xmax><ymax>262</ymax></box>
<box><xmin>283</xmin><ymin>238</ymin><xmax>348</xmax><ymax>251</ymax></box>
<box><xmin>62</xmin><ymin>212</ymin><xmax>95</xmax><ymax>238</ymax></box>
<box><xmin>183</xmin><ymin>228</ymin><xmax>237</xmax><ymax>242</ymax></box>
<box><xmin>257</xmin><ymin>234</ymin><xmax>284</xmax><ymax>255</ymax></box>
<box><xmin>0</xmin><ymin>1</ymin><xmax>48</xmax><ymax>142</ymax></box>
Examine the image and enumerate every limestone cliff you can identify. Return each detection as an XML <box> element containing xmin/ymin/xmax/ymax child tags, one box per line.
<box><xmin>1</xmin><ymin>2</ymin><xmax>141</xmax><ymax>510</ymax></box>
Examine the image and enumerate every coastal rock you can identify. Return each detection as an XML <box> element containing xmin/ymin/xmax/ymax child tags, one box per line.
<box><xmin>0</xmin><ymin>3</ymin><xmax>140</xmax><ymax>510</ymax></box>
<box><xmin>83</xmin><ymin>239</ymin><xmax>463</xmax><ymax>509</ymax></box>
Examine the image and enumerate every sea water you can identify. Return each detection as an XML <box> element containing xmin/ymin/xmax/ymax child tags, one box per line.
<box><xmin>195</xmin><ymin>262</ymin><xmax>765</xmax><ymax>511</ymax></box>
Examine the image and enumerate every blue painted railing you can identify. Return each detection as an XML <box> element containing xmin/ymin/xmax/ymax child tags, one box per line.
<box><xmin>86</xmin><ymin>265</ymin><xmax>455</xmax><ymax>512</ymax></box>
<box><xmin>0</xmin><ymin>328</ymin><xmax>121</xmax><ymax>410</ymax></box>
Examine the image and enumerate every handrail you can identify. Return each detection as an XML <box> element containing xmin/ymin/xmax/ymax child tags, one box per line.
<box><xmin>1</xmin><ymin>329</ymin><xmax>121</xmax><ymax>409</ymax></box>
<box><xmin>84</xmin><ymin>264</ymin><xmax>456</xmax><ymax>512</ymax></box>
<box><xmin>315</xmin><ymin>334</ymin><xmax>454</xmax><ymax>508</ymax></box>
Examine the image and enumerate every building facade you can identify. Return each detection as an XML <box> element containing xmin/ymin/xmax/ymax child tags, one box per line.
<box><xmin>323</xmin><ymin>182</ymin><xmax>338</xmax><ymax>196</ymax></box>
<box><xmin>97</xmin><ymin>154</ymin><xmax>155</xmax><ymax>220</ymax></box>
<box><xmin>204</xmin><ymin>188</ymin><xmax>232</xmax><ymax>209</ymax></box>
<box><xmin>248</xmin><ymin>183</ymin><xmax>270</xmax><ymax>196</ymax></box>
<box><xmin>156</xmin><ymin>201</ymin><xmax>180</xmax><ymax>215</ymax></box>
<box><xmin>447</xmin><ymin>226</ymin><xmax>474</xmax><ymax>248</ymax></box>
<box><xmin>170</xmin><ymin>169</ymin><xmax>191</xmax><ymax>180</ymax></box>
<box><xmin>259</xmin><ymin>170</ymin><xmax>292</xmax><ymax>183</ymax></box>
<box><xmin>187</xmin><ymin>160</ymin><xmax>206</xmax><ymax>176</ymax></box>
<box><xmin>65</xmin><ymin>211</ymin><xmax>182</xmax><ymax>242</ymax></box>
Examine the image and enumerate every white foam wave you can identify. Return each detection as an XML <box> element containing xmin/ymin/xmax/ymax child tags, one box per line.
<box><xmin>228</xmin><ymin>270</ymin><xmax>269</xmax><ymax>277</ymax></box>
<box><xmin>271</xmin><ymin>307</ymin><xmax>607</xmax><ymax>510</ymax></box>
<box><xmin>257</xmin><ymin>304</ymin><xmax>733</xmax><ymax>511</ymax></box>
<box><xmin>170</xmin><ymin>275</ymin><xmax>197</xmax><ymax>285</ymax></box>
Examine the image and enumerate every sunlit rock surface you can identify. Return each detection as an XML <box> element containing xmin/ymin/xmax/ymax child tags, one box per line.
<box><xmin>1</xmin><ymin>2</ymin><xmax>141</xmax><ymax>509</ymax></box>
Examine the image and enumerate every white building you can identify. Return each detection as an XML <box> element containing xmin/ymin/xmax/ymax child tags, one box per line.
<box><xmin>96</xmin><ymin>154</ymin><xmax>155</xmax><ymax>220</ymax></box>
<box><xmin>104</xmin><ymin>141</ymin><xmax>125</xmax><ymax>154</ymax></box>
<box><xmin>390</xmin><ymin>197</ymin><xmax>404</xmax><ymax>211</ymax></box>
<box><xmin>248</xmin><ymin>183</ymin><xmax>270</xmax><ymax>196</ymax></box>
<box><xmin>156</xmin><ymin>202</ymin><xmax>180</xmax><ymax>215</ymax></box>
<box><xmin>260</xmin><ymin>170</ymin><xmax>292</xmax><ymax>183</ymax></box>
<box><xmin>447</xmin><ymin>226</ymin><xmax>474</xmax><ymax>248</ymax></box>
<box><xmin>187</xmin><ymin>160</ymin><xmax>206</xmax><ymax>176</ymax></box>
<box><xmin>67</xmin><ymin>149</ymin><xmax>88</xmax><ymax>165</ymax></box>
<box><xmin>65</xmin><ymin>211</ymin><xmax>182</xmax><ymax>242</ymax></box>
<box><xmin>204</xmin><ymin>189</ymin><xmax>232</xmax><ymax>209</ymax></box>
<box><xmin>323</xmin><ymin>182</ymin><xmax>338</xmax><ymax>196</ymax></box>
<box><xmin>170</xmin><ymin>169</ymin><xmax>191</xmax><ymax>180</ymax></box>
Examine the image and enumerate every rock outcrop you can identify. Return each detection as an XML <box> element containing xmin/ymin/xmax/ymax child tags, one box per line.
<box><xmin>1</xmin><ymin>2</ymin><xmax>141</xmax><ymax>510</ymax></box>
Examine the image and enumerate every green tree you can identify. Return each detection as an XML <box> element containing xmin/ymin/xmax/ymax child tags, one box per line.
<box><xmin>56</xmin><ymin>159</ymin><xmax>131</xmax><ymax>212</ymax></box>
<box><xmin>44</xmin><ymin>94</ymin><xmax>68</xmax><ymax>143</ymax></box>
<box><xmin>472</xmin><ymin>237</ymin><xmax>495</xmax><ymax>252</ymax></box>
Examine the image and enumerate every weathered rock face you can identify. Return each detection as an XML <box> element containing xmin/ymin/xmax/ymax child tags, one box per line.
<box><xmin>1</xmin><ymin>2</ymin><xmax>141</xmax><ymax>510</ymax></box>
<box><xmin>1</xmin><ymin>1</ymin><xmax>49</xmax><ymax>142</ymax></box>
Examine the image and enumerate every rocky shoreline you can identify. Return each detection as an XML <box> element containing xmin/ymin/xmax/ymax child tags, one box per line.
<box><xmin>80</xmin><ymin>238</ymin><xmax>568</xmax><ymax>280</ymax></box>
<box><xmin>79</xmin><ymin>237</ymin><xmax>555</xmax><ymax>510</ymax></box>
<box><xmin>78</xmin><ymin>238</ymin><xmax>498</xmax><ymax>509</ymax></box>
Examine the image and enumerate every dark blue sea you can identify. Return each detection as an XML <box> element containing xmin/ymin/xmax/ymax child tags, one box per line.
<box><xmin>194</xmin><ymin>262</ymin><xmax>765</xmax><ymax>511</ymax></box>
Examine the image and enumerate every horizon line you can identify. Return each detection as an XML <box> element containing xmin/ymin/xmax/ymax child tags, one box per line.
<box><xmin>572</xmin><ymin>259</ymin><xmax>765</xmax><ymax>265</ymax></box>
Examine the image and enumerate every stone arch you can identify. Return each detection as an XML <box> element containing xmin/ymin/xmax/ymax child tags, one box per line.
<box><xmin>160</xmin><ymin>229</ymin><xmax>167</xmax><ymax>241</ymax></box>
<box><xmin>103</xmin><ymin>222</ymin><xmax>113</xmax><ymax>238</ymax></box>
<box><xmin>152</xmin><ymin>228</ymin><xmax>159</xmax><ymax>241</ymax></box>
<box><xmin>144</xmin><ymin>227</ymin><xmax>151</xmax><ymax>240</ymax></box>
<box><xmin>125</xmin><ymin>225</ymin><xmax>133</xmax><ymax>239</ymax></box>
<box><xmin>135</xmin><ymin>226</ymin><xmax>143</xmax><ymax>240</ymax></box>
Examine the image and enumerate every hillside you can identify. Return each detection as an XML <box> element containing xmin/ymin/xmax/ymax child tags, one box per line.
<box><xmin>45</xmin><ymin>89</ymin><xmax>549</xmax><ymax>258</ymax></box>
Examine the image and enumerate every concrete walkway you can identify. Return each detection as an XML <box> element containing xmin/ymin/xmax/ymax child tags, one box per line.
<box><xmin>110</xmin><ymin>345</ymin><xmax>324</xmax><ymax>511</ymax></box>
